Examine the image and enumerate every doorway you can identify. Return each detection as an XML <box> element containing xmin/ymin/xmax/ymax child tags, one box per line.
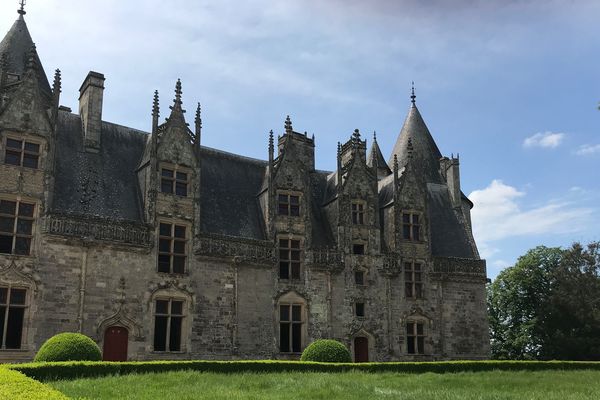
<box><xmin>103</xmin><ymin>326</ymin><xmax>128</xmax><ymax>361</ymax></box>
<box><xmin>354</xmin><ymin>336</ymin><xmax>369</xmax><ymax>362</ymax></box>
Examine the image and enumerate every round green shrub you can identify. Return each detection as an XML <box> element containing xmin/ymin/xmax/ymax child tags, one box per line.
<box><xmin>34</xmin><ymin>332</ymin><xmax>102</xmax><ymax>362</ymax></box>
<box><xmin>300</xmin><ymin>339</ymin><xmax>351</xmax><ymax>363</ymax></box>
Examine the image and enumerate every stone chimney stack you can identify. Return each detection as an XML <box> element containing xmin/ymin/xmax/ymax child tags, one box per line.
<box><xmin>441</xmin><ymin>156</ymin><xmax>461</xmax><ymax>207</ymax></box>
<box><xmin>79</xmin><ymin>71</ymin><xmax>105</xmax><ymax>151</ymax></box>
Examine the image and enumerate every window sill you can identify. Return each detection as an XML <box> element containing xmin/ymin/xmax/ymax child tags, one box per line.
<box><xmin>2</xmin><ymin>163</ymin><xmax>40</xmax><ymax>171</ymax></box>
<box><xmin>0</xmin><ymin>253</ymin><xmax>34</xmax><ymax>259</ymax></box>
<box><xmin>0</xmin><ymin>348</ymin><xmax>30</xmax><ymax>352</ymax></box>
<box><xmin>150</xmin><ymin>350</ymin><xmax>187</xmax><ymax>354</ymax></box>
<box><xmin>156</xmin><ymin>271</ymin><xmax>189</xmax><ymax>277</ymax></box>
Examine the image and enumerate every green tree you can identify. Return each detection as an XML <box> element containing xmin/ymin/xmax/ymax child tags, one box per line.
<box><xmin>488</xmin><ymin>242</ymin><xmax>600</xmax><ymax>360</ymax></box>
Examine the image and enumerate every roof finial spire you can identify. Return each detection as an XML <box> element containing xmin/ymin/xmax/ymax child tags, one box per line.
<box><xmin>18</xmin><ymin>0</ymin><xmax>26</xmax><ymax>16</ymax></box>
<box><xmin>174</xmin><ymin>79</ymin><xmax>182</xmax><ymax>107</ymax></box>
<box><xmin>410</xmin><ymin>81</ymin><xmax>416</xmax><ymax>104</ymax></box>
<box><xmin>284</xmin><ymin>115</ymin><xmax>293</xmax><ymax>134</ymax></box>
<box><xmin>373</xmin><ymin>131</ymin><xmax>377</xmax><ymax>142</ymax></box>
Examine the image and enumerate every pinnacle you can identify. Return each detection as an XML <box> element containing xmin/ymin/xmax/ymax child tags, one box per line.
<box><xmin>284</xmin><ymin>115</ymin><xmax>293</xmax><ymax>134</ymax></box>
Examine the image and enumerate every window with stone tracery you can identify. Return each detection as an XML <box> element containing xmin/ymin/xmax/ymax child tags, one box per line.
<box><xmin>158</xmin><ymin>222</ymin><xmax>187</xmax><ymax>274</ymax></box>
<box><xmin>406</xmin><ymin>321</ymin><xmax>426</xmax><ymax>355</ymax></box>
<box><xmin>4</xmin><ymin>138</ymin><xmax>40</xmax><ymax>169</ymax></box>
<box><xmin>153</xmin><ymin>298</ymin><xmax>185</xmax><ymax>352</ymax></box>
<box><xmin>0</xmin><ymin>285</ymin><xmax>27</xmax><ymax>349</ymax></box>
<box><xmin>0</xmin><ymin>199</ymin><xmax>34</xmax><ymax>256</ymax></box>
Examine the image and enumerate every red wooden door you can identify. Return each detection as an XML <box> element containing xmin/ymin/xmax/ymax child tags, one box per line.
<box><xmin>354</xmin><ymin>337</ymin><xmax>369</xmax><ymax>363</ymax></box>
<box><xmin>103</xmin><ymin>326</ymin><xmax>128</xmax><ymax>361</ymax></box>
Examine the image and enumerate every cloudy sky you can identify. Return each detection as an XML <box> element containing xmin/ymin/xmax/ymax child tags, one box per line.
<box><xmin>2</xmin><ymin>0</ymin><xmax>598</xmax><ymax>278</ymax></box>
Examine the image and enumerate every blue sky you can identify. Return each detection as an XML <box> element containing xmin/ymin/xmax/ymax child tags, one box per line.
<box><xmin>2</xmin><ymin>0</ymin><xmax>598</xmax><ymax>278</ymax></box>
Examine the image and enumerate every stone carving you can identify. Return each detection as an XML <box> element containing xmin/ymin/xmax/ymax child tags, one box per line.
<box><xmin>432</xmin><ymin>257</ymin><xmax>486</xmax><ymax>276</ymax></box>
<box><xmin>196</xmin><ymin>233</ymin><xmax>275</xmax><ymax>264</ymax></box>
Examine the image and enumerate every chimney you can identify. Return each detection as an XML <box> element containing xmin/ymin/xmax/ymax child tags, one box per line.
<box><xmin>79</xmin><ymin>71</ymin><xmax>105</xmax><ymax>151</ymax></box>
<box><xmin>441</xmin><ymin>156</ymin><xmax>461</xmax><ymax>207</ymax></box>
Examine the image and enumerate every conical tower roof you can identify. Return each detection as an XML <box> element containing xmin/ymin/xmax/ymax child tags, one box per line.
<box><xmin>367</xmin><ymin>133</ymin><xmax>392</xmax><ymax>178</ymax></box>
<box><xmin>389</xmin><ymin>102</ymin><xmax>443</xmax><ymax>184</ymax></box>
<box><xmin>0</xmin><ymin>13</ymin><xmax>51</xmax><ymax>95</ymax></box>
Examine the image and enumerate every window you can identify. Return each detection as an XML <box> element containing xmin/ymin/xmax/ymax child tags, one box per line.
<box><xmin>404</xmin><ymin>262</ymin><xmax>423</xmax><ymax>299</ymax></box>
<box><xmin>355</xmin><ymin>302</ymin><xmax>365</xmax><ymax>318</ymax></box>
<box><xmin>153</xmin><ymin>298</ymin><xmax>184</xmax><ymax>352</ymax></box>
<box><xmin>158</xmin><ymin>223</ymin><xmax>187</xmax><ymax>274</ymax></box>
<box><xmin>402</xmin><ymin>212</ymin><xmax>421</xmax><ymax>241</ymax></box>
<box><xmin>352</xmin><ymin>243</ymin><xmax>365</xmax><ymax>255</ymax></box>
<box><xmin>354</xmin><ymin>271</ymin><xmax>365</xmax><ymax>286</ymax></box>
<box><xmin>4</xmin><ymin>138</ymin><xmax>40</xmax><ymax>169</ymax></box>
<box><xmin>278</xmin><ymin>193</ymin><xmax>300</xmax><ymax>216</ymax></box>
<box><xmin>351</xmin><ymin>201</ymin><xmax>365</xmax><ymax>225</ymax></box>
<box><xmin>0</xmin><ymin>200</ymin><xmax>34</xmax><ymax>255</ymax></box>
<box><xmin>161</xmin><ymin>168</ymin><xmax>188</xmax><ymax>197</ymax></box>
<box><xmin>0</xmin><ymin>286</ymin><xmax>27</xmax><ymax>349</ymax></box>
<box><xmin>279</xmin><ymin>303</ymin><xmax>303</xmax><ymax>353</ymax></box>
<box><xmin>406</xmin><ymin>321</ymin><xmax>425</xmax><ymax>355</ymax></box>
<box><xmin>279</xmin><ymin>238</ymin><xmax>301</xmax><ymax>280</ymax></box>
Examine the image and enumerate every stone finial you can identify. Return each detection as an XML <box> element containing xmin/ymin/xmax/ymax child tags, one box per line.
<box><xmin>284</xmin><ymin>115</ymin><xmax>293</xmax><ymax>134</ymax></box>
<box><xmin>152</xmin><ymin>90</ymin><xmax>160</xmax><ymax>118</ymax></box>
<box><xmin>18</xmin><ymin>0</ymin><xmax>26</xmax><ymax>16</ymax></box>
<box><xmin>26</xmin><ymin>43</ymin><xmax>37</xmax><ymax>73</ymax></box>
<box><xmin>52</xmin><ymin>69</ymin><xmax>61</xmax><ymax>95</ymax></box>
<box><xmin>352</xmin><ymin>128</ymin><xmax>361</xmax><ymax>141</ymax></box>
<box><xmin>373</xmin><ymin>131</ymin><xmax>377</xmax><ymax>142</ymax></box>
<box><xmin>393</xmin><ymin>154</ymin><xmax>399</xmax><ymax>172</ymax></box>
<box><xmin>173</xmin><ymin>79</ymin><xmax>183</xmax><ymax>108</ymax></box>
<box><xmin>268</xmin><ymin>130</ymin><xmax>274</xmax><ymax>163</ymax></box>
<box><xmin>410</xmin><ymin>81</ymin><xmax>416</xmax><ymax>104</ymax></box>
<box><xmin>194</xmin><ymin>102</ymin><xmax>202</xmax><ymax>138</ymax></box>
<box><xmin>407</xmin><ymin>137</ymin><xmax>414</xmax><ymax>158</ymax></box>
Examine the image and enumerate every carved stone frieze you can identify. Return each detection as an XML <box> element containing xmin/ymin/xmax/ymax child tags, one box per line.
<box><xmin>195</xmin><ymin>233</ymin><xmax>275</xmax><ymax>264</ymax></box>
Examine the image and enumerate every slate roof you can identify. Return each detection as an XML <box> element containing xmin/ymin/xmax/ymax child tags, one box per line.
<box><xmin>0</xmin><ymin>15</ymin><xmax>52</xmax><ymax>97</ymax></box>
<box><xmin>367</xmin><ymin>137</ymin><xmax>392</xmax><ymax>177</ymax></box>
<box><xmin>389</xmin><ymin>104</ymin><xmax>443</xmax><ymax>184</ymax></box>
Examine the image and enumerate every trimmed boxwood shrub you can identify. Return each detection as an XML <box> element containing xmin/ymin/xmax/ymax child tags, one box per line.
<box><xmin>34</xmin><ymin>332</ymin><xmax>102</xmax><ymax>362</ymax></box>
<box><xmin>0</xmin><ymin>368</ymin><xmax>68</xmax><ymax>400</ymax></box>
<box><xmin>301</xmin><ymin>339</ymin><xmax>352</xmax><ymax>363</ymax></box>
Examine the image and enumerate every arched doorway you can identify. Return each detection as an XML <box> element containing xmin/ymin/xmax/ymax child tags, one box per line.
<box><xmin>103</xmin><ymin>326</ymin><xmax>128</xmax><ymax>361</ymax></box>
<box><xmin>354</xmin><ymin>336</ymin><xmax>369</xmax><ymax>362</ymax></box>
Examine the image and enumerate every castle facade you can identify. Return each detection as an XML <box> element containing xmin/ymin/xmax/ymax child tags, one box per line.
<box><xmin>0</xmin><ymin>7</ymin><xmax>489</xmax><ymax>362</ymax></box>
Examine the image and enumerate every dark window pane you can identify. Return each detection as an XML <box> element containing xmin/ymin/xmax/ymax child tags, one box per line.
<box><xmin>171</xmin><ymin>301</ymin><xmax>183</xmax><ymax>315</ymax></box>
<box><xmin>14</xmin><ymin>237</ymin><xmax>31</xmax><ymax>255</ymax></box>
<box><xmin>358</xmin><ymin>213</ymin><xmax>364</xmax><ymax>224</ymax></box>
<box><xmin>16</xmin><ymin>219</ymin><xmax>33</xmax><ymax>235</ymax></box>
<box><xmin>278</xmin><ymin>194</ymin><xmax>288</xmax><ymax>203</ymax></box>
<box><xmin>18</xmin><ymin>203</ymin><xmax>34</xmax><ymax>217</ymax></box>
<box><xmin>417</xmin><ymin>337</ymin><xmax>425</xmax><ymax>354</ymax></box>
<box><xmin>415</xmin><ymin>284</ymin><xmax>423</xmax><ymax>299</ymax></box>
<box><xmin>403</xmin><ymin>225</ymin><xmax>411</xmax><ymax>239</ymax></box>
<box><xmin>153</xmin><ymin>316</ymin><xmax>168</xmax><ymax>351</ymax></box>
<box><xmin>6</xmin><ymin>307</ymin><xmax>24</xmax><ymax>349</ymax></box>
<box><xmin>407</xmin><ymin>337</ymin><xmax>415</xmax><ymax>354</ymax></box>
<box><xmin>290</xmin><ymin>240</ymin><xmax>300</xmax><ymax>249</ymax></box>
<box><xmin>161</xmin><ymin>169</ymin><xmax>174</xmax><ymax>177</ymax></box>
<box><xmin>290</xmin><ymin>250</ymin><xmax>300</xmax><ymax>261</ymax></box>
<box><xmin>0</xmin><ymin>306</ymin><xmax>5</xmax><ymax>346</ymax></box>
<box><xmin>24</xmin><ymin>142</ymin><xmax>39</xmax><ymax>152</ymax></box>
<box><xmin>280</xmin><ymin>305</ymin><xmax>289</xmax><ymax>321</ymax></box>
<box><xmin>415</xmin><ymin>273</ymin><xmax>422</xmax><ymax>282</ymax></box>
<box><xmin>280</xmin><ymin>323</ymin><xmax>290</xmax><ymax>352</ymax></box>
<box><xmin>278</xmin><ymin>204</ymin><xmax>288</xmax><ymax>215</ymax></box>
<box><xmin>160</xmin><ymin>179</ymin><xmax>173</xmax><ymax>194</ymax></box>
<box><xmin>290</xmin><ymin>205</ymin><xmax>300</xmax><ymax>216</ymax></box>
<box><xmin>159</xmin><ymin>223</ymin><xmax>171</xmax><ymax>236</ymax></box>
<box><xmin>402</xmin><ymin>213</ymin><xmax>410</xmax><ymax>223</ymax></box>
<box><xmin>0</xmin><ymin>201</ymin><xmax>16</xmax><ymax>214</ymax></box>
<box><xmin>22</xmin><ymin>155</ymin><xmax>38</xmax><ymax>169</ymax></box>
<box><xmin>279</xmin><ymin>239</ymin><xmax>288</xmax><ymax>248</ymax></box>
<box><xmin>413</xmin><ymin>226</ymin><xmax>420</xmax><ymax>241</ymax></box>
<box><xmin>175</xmin><ymin>182</ymin><xmax>187</xmax><ymax>196</ymax></box>
<box><xmin>279</xmin><ymin>250</ymin><xmax>288</xmax><ymax>259</ymax></box>
<box><xmin>159</xmin><ymin>238</ymin><xmax>171</xmax><ymax>253</ymax></box>
<box><xmin>291</xmin><ymin>323</ymin><xmax>302</xmax><ymax>352</ymax></box>
<box><xmin>353</xmin><ymin>244</ymin><xmax>365</xmax><ymax>255</ymax></box>
<box><xmin>174</xmin><ymin>225</ymin><xmax>186</xmax><ymax>239</ymax></box>
<box><xmin>173</xmin><ymin>256</ymin><xmax>185</xmax><ymax>273</ymax></box>
<box><xmin>0</xmin><ymin>217</ymin><xmax>14</xmax><ymax>233</ymax></box>
<box><xmin>9</xmin><ymin>289</ymin><xmax>26</xmax><ymax>305</ymax></box>
<box><xmin>406</xmin><ymin>322</ymin><xmax>414</xmax><ymax>334</ymax></box>
<box><xmin>176</xmin><ymin>172</ymin><xmax>187</xmax><ymax>181</ymax></box>
<box><xmin>405</xmin><ymin>271</ymin><xmax>413</xmax><ymax>281</ymax></box>
<box><xmin>414</xmin><ymin>263</ymin><xmax>421</xmax><ymax>271</ymax></box>
<box><xmin>279</xmin><ymin>262</ymin><xmax>289</xmax><ymax>279</ymax></box>
<box><xmin>0</xmin><ymin>235</ymin><xmax>12</xmax><ymax>253</ymax></box>
<box><xmin>4</xmin><ymin>151</ymin><xmax>20</xmax><ymax>166</ymax></box>
<box><xmin>413</xmin><ymin>215</ymin><xmax>419</xmax><ymax>224</ymax></box>
<box><xmin>6</xmin><ymin>139</ymin><xmax>22</xmax><ymax>149</ymax></box>
<box><xmin>157</xmin><ymin>255</ymin><xmax>171</xmax><ymax>273</ymax></box>
<box><xmin>156</xmin><ymin>300</ymin><xmax>169</xmax><ymax>314</ymax></box>
<box><xmin>404</xmin><ymin>262</ymin><xmax>413</xmax><ymax>271</ymax></box>
<box><xmin>352</xmin><ymin>213</ymin><xmax>358</xmax><ymax>224</ymax></box>
<box><xmin>356</xmin><ymin>303</ymin><xmax>365</xmax><ymax>317</ymax></box>
<box><xmin>417</xmin><ymin>323</ymin><xmax>424</xmax><ymax>335</ymax></box>
<box><xmin>0</xmin><ymin>288</ymin><xmax>7</xmax><ymax>304</ymax></box>
<box><xmin>355</xmin><ymin>271</ymin><xmax>364</xmax><ymax>285</ymax></box>
<box><xmin>292</xmin><ymin>305</ymin><xmax>301</xmax><ymax>322</ymax></box>
<box><xmin>405</xmin><ymin>283</ymin><xmax>413</xmax><ymax>298</ymax></box>
<box><xmin>169</xmin><ymin>317</ymin><xmax>182</xmax><ymax>351</ymax></box>
<box><xmin>173</xmin><ymin>241</ymin><xmax>185</xmax><ymax>254</ymax></box>
<box><xmin>290</xmin><ymin>196</ymin><xmax>299</xmax><ymax>205</ymax></box>
<box><xmin>291</xmin><ymin>263</ymin><xmax>300</xmax><ymax>279</ymax></box>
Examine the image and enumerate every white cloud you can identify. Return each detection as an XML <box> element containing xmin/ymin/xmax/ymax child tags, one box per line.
<box><xmin>469</xmin><ymin>180</ymin><xmax>593</xmax><ymax>243</ymax></box>
<box><xmin>523</xmin><ymin>131</ymin><xmax>565</xmax><ymax>148</ymax></box>
<box><xmin>575</xmin><ymin>144</ymin><xmax>600</xmax><ymax>156</ymax></box>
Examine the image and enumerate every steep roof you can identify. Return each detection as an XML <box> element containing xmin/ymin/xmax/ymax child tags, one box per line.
<box><xmin>0</xmin><ymin>14</ymin><xmax>52</xmax><ymax>96</ymax></box>
<box><xmin>389</xmin><ymin>103</ymin><xmax>443</xmax><ymax>184</ymax></box>
<box><xmin>367</xmin><ymin>135</ymin><xmax>392</xmax><ymax>177</ymax></box>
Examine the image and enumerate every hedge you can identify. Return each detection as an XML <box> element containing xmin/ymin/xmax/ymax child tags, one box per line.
<box><xmin>301</xmin><ymin>339</ymin><xmax>352</xmax><ymax>363</ymax></box>
<box><xmin>9</xmin><ymin>360</ymin><xmax>600</xmax><ymax>382</ymax></box>
<box><xmin>0</xmin><ymin>368</ymin><xmax>68</xmax><ymax>400</ymax></box>
<box><xmin>35</xmin><ymin>332</ymin><xmax>102</xmax><ymax>362</ymax></box>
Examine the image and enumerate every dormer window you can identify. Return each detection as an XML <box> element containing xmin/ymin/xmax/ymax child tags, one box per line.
<box><xmin>278</xmin><ymin>192</ymin><xmax>300</xmax><ymax>216</ymax></box>
<box><xmin>351</xmin><ymin>201</ymin><xmax>365</xmax><ymax>225</ymax></box>
<box><xmin>161</xmin><ymin>167</ymin><xmax>188</xmax><ymax>197</ymax></box>
<box><xmin>4</xmin><ymin>138</ymin><xmax>40</xmax><ymax>169</ymax></box>
<box><xmin>402</xmin><ymin>212</ymin><xmax>421</xmax><ymax>241</ymax></box>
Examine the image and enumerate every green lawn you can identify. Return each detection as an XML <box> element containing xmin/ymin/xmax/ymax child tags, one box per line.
<box><xmin>50</xmin><ymin>370</ymin><xmax>600</xmax><ymax>400</ymax></box>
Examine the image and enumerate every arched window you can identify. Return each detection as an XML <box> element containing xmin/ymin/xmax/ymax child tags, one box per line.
<box><xmin>277</xmin><ymin>292</ymin><xmax>307</xmax><ymax>354</ymax></box>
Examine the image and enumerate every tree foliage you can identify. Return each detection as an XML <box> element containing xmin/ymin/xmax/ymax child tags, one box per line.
<box><xmin>488</xmin><ymin>242</ymin><xmax>600</xmax><ymax>360</ymax></box>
